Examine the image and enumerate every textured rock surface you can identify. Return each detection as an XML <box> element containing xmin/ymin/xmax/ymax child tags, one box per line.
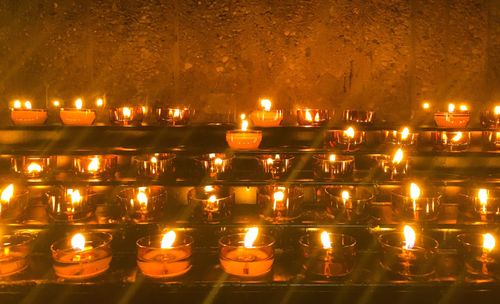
<box><xmin>0</xmin><ymin>0</ymin><xmax>498</xmax><ymax>123</ymax></box>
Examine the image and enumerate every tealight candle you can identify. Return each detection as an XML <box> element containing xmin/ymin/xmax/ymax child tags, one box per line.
<box><xmin>10</xmin><ymin>100</ymin><xmax>48</xmax><ymax>126</ymax></box>
<box><xmin>0</xmin><ymin>233</ymin><xmax>34</xmax><ymax>277</ymax></box>
<box><xmin>118</xmin><ymin>186</ymin><xmax>167</xmax><ymax>222</ymax></box>
<box><xmin>195</xmin><ymin>153</ymin><xmax>234</xmax><ymax>179</ymax></box>
<box><xmin>155</xmin><ymin>106</ymin><xmax>191</xmax><ymax>126</ymax></box>
<box><xmin>434</xmin><ymin>103</ymin><xmax>470</xmax><ymax>128</ymax></box>
<box><xmin>299</xmin><ymin>231</ymin><xmax>357</xmax><ymax>278</ymax></box>
<box><xmin>109</xmin><ymin>106</ymin><xmax>144</xmax><ymax>125</ymax></box>
<box><xmin>384</xmin><ymin>127</ymin><xmax>418</xmax><ymax>146</ymax></box>
<box><xmin>11</xmin><ymin>156</ymin><xmax>55</xmax><ymax>179</ymax></box>
<box><xmin>328</xmin><ymin>127</ymin><xmax>365</xmax><ymax>151</ymax></box>
<box><xmin>323</xmin><ymin>187</ymin><xmax>374</xmax><ymax>223</ymax></box>
<box><xmin>257</xmin><ymin>154</ymin><xmax>294</xmax><ymax>179</ymax></box>
<box><xmin>391</xmin><ymin>183</ymin><xmax>442</xmax><ymax>222</ymax></box>
<box><xmin>46</xmin><ymin>186</ymin><xmax>96</xmax><ymax>222</ymax></box>
<box><xmin>313</xmin><ymin>154</ymin><xmax>355</xmax><ymax>179</ymax></box>
<box><xmin>51</xmin><ymin>232</ymin><xmax>112</xmax><ymax>280</ymax></box>
<box><xmin>434</xmin><ymin>131</ymin><xmax>471</xmax><ymax>152</ymax></box>
<box><xmin>137</xmin><ymin>230</ymin><xmax>193</xmax><ymax>279</ymax></box>
<box><xmin>219</xmin><ymin>227</ymin><xmax>275</xmax><ymax>277</ymax></box>
<box><xmin>0</xmin><ymin>184</ymin><xmax>29</xmax><ymax>222</ymax></box>
<box><xmin>257</xmin><ymin>185</ymin><xmax>304</xmax><ymax>223</ymax></box>
<box><xmin>133</xmin><ymin>153</ymin><xmax>176</xmax><ymax>180</ymax></box>
<box><xmin>59</xmin><ymin>98</ymin><xmax>96</xmax><ymax>126</ymax></box>
<box><xmin>483</xmin><ymin>131</ymin><xmax>500</xmax><ymax>150</ymax></box>
<box><xmin>379</xmin><ymin>225</ymin><xmax>438</xmax><ymax>278</ymax></box>
<box><xmin>461</xmin><ymin>188</ymin><xmax>500</xmax><ymax>222</ymax></box>
<box><xmin>72</xmin><ymin>155</ymin><xmax>118</xmax><ymax>180</ymax></box>
<box><xmin>372</xmin><ymin>148</ymin><xmax>409</xmax><ymax>180</ymax></box>
<box><xmin>187</xmin><ymin>186</ymin><xmax>235</xmax><ymax>223</ymax></box>
<box><xmin>249</xmin><ymin>99</ymin><xmax>283</xmax><ymax>127</ymax></box>
<box><xmin>480</xmin><ymin>105</ymin><xmax>500</xmax><ymax>128</ymax></box>
<box><xmin>296</xmin><ymin>109</ymin><xmax>330</xmax><ymax>126</ymax></box>
<box><xmin>457</xmin><ymin>232</ymin><xmax>499</xmax><ymax>278</ymax></box>
<box><xmin>226</xmin><ymin>115</ymin><xmax>263</xmax><ymax>150</ymax></box>
<box><xmin>342</xmin><ymin>110</ymin><xmax>374</xmax><ymax>125</ymax></box>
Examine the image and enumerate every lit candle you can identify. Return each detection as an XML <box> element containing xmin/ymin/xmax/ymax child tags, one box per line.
<box><xmin>226</xmin><ymin>114</ymin><xmax>263</xmax><ymax>150</ymax></box>
<box><xmin>375</xmin><ymin>148</ymin><xmax>409</xmax><ymax>180</ymax></box>
<box><xmin>480</xmin><ymin>105</ymin><xmax>500</xmax><ymax>128</ymax></box>
<box><xmin>385</xmin><ymin>127</ymin><xmax>417</xmax><ymax>146</ymax></box>
<box><xmin>46</xmin><ymin>186</ymin><xmax>94</xmax><ymax>222</ymax></box>
<box><xmin>118</xmin><ymin>186</ymin><xmax>167</xmax><ymax>222</ymax></box>
<box><xmin>378</xmin><ymin>225</ymin><xmax>438</xmax><ymax>278</ymax></box>
<box><xmin>187</xmin><ymin>186</ymin><xmax>235</xmax><ymax>223</ymax></box>
<box><xmin>391</xmin><ymin>182</ymin><xmax>441</xmax><ymax>221</ymax></box>
<box><xmin>137</xmin><ymin>230</ymin><xmax>194</xmax><ymax>278</ymax></box>
<box><xmin>72</xmin><ymin>155</ymin><xmax>118</xmax><ymax>180</ymax></box>
<box><xmin>0</xmin><ymin>184</ymin><xmax>28</xmax><ymax>221</ymax></box>
<box><xmin>51</xmin><ymin>232</ymin><xmax>112</xmax><ymax>280</ymax></box>
<box><xmin>59</xmin><ymin>98</ymin><xmax>96</xmax><ymax>126</ymax></box>
<box><xmin>437</xmin><ymin>131</ymin><xmax>471</xmax><ymax>151</ymax></box>
<box><xmin>323</xmin><ymin>187</ymin><xmax>373</xmax><ymax>222</ymax></box>
<box><xmin>134</xmin><ymin>153</ymin><xmax>176</xmax><ymax>180</ymax></box>
<box><xmin>10</xmin><ymin>100</ymin><xmax>48</xmax><ymax>126</ymax></box>
<box><xmin>257</xmin><ymin>154</ymin><xmax>294</xmax><ymax>179</ymax></box>
<box><xmin>249</xmin><ymin>99</ymin><xmax>283</xmax><ymax>127</ymax></box>
<box><xmin>434</xmin><ymin>102</ymin><xmax>470</xmax><ymax>128</ymax></box>
<box><xmin>313</xmin><ymin>154</ymin><xmax>355</xmax><ymax>179</ymax></box>
<box><xmin>219</xmin><ymin>227</ymin><xmax>275</xmax><ymax>277</ymax></box>
<box><xmin>328</xmin><ymin>126</ymin><xmax>365</xmax><ymax>151</ymax></box>
<box><xmin>299</xmin><ymin>230</ymin><xmax>357</xmax><ymax>277</ymax></box>
<box><xmin>155</xmin><ymin>106</ymin><xmax>191</xmax><ymax>125</ymax></box>
<box><xmin>257</xmin><ymin>186</ymin><xmax>304</xmax><ymax>223</ymax></box>
<box><xmin>110</xmin><ymin>106</ymin><xmax>144</xmax><ymax>125</ymax></box>
<box><xmin>296</xmin><ymin>109</ymin><xmax>329</xmax><ymax>126</ymax></box>
<box><xmin>342</xmin><ymin>110</ymin><xmax>374</xmax><ymax>124</ymax></box>
<box><xmin>195</xmin><ymin>153</ymin><xmax>234</xmax><ymax>179</ymax></box>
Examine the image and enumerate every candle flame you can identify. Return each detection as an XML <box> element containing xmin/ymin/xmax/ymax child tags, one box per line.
<box><xmin>13</xmin><ymin>100</ymin><xmax>21</xmax><ymax>109</ymax></box>
<box><xmin>161</xmin><ymin>230</ymin><xmax>176</xmax><ymax>249</ymax></box>
<box><xmin>403</xmin><ymin>225</ymin><xmax>416</xmax><ymax>250</ymax></box>
<box><xmin>410</xmin><ymin>183</ymin><xmax>421</xmax><ymax>201</ymax></box>
<box><xmin>478</xmin><ymin>188</ymin><xmax>488</xmax><ymax>212</ymax></box>
<box><xmin>344</xmin><ymin>126</ymin><xmax>355</xmax><ymax>138</ymax></box>
<box><xmin>320</xmin><ymin>231</ymin><xmax>332</xmax><ymax>249</ymax></box>
<box><xmin>67</xmin><ymin>189</ymin><xmax>82</xmax><ymax>205</ymax></box>
<box><xmin>1</xmin><ymin>184</ymin><xmax>14</xmax><ymax>203</ymax></box>
<box><xmin>483</xmin><ymin>233</ymin><xmax>496</xmax><ymax>252</ymax></box>
<box><xmin>260</xmin><ymin>99</ymin><xmax>272</xmax><ymax>111</ymax></box>
<box><xmin>96</xmin><ymin>98</ymin><xmax>104</xmax><ymax>107</ymax></box>
<box><xmin>329</xmin><ymin>154</ymin><xmax>336</xmax><ymax>162</ymax></box>
<box><xmin>240</xmin><ymin>113</ymin><xmax>246</xmax><ymax>120</ymax></box>
<box><xmin>150</xmin><ymin>156</ymin><xmax>157</xmax><ymax>164</ymax></box>
<box><xmin>273</xmin><ymin>190</ymin><xmax>285</xmax><ymax>202</ymax></box>
<box><xmin>24</xmin><ymin>101</ymin><xmax>32</xmax><ymax>110</ymax></box>
<box><xmin>451</xmin><ymin>132</ymin><xmax>463</xmax><ymax>142</ymax></box>
<box><xmin>244</xmin><ymin>227</ymin><xmax>259</xmax><ymax>248</ymax></box>
<box><xmin>241</xmin><ymin>119</ymin><xmax>249</xmax><ymax>131</ymax></box>
<box><xmin>87</xmin><ymin>157</ymin><xmax>100</xmax><ymax>173</ymax></box>
<box><xmin>122</xmin><ymin>107</ymin><xmax>131</xmax><ymax>119</ymax></box>
<box><xmin>314</xmin><ymin>112</ymin><xmax>320</xmax><ymax>122</ymax></box>
<box><xmin>448</xmin><ymin>103</ymin><xmax>455</xmax><ymax>113</ymax></box>
<box><xmin>266</xmin><ymin>157</ymin><xmax>274</xmax><ymax>165</ymax></box>
<box><xmin>422</xmin><ymin>102</ymin><xmax>430</xmax><ymax>110</ymax></box>
<box><xmin>214</xmin><ymin>158</ymin><xmax>223</xmax><ymax>166</ymax></box>
<box><xmin>173</xmin><ymin>109</ymin><xmax>181</xmax><ymax>118</ymax></box>
<box><xmin>494</xmin><ymin>105</ymin><xmax>500</xmax><ymax>115</ymax></box>
<box><xmin>392</xmin><ymin>148</ymin><xmax>404</xmax><ymax>164</ymax></box>
<box><xmin>27</xmin><ymin>162</ymin><xmax>42</xmax><ymax>173</ymax></box>
<box><xmin>137</xmin><ymin>191</ymin><xmax>148</xmax><ymax>207</ymax></box>
<box><xmin>400</xmin><ymin>127</ymin><xmax>410</xmax><ymax>140</ymax></box>
<box><xmin>204</xmin><ymin>185</ymin><xmax>214</xmax><ymax>192</ymax></box>
<box><xmin>341</xmin><ymin>190</ymin><xmax>350</xmax><ymax>202</ymax></box>
<box><xmin>75</xmin><ymin>98</ymin><xmax>83</xmax><ymax>110</ymax></box>
<box><xmin>459</xmin><ymin>104</ymin><xmax>468</xmax><ymax>111</ymax></box>
<box><xmin>305</xmin><ymin>110</ymin><xmax>313</xmax><ymax>122</ymax></box>
<box><xmin>71</xmin><ymin>233</ymin><xmax>86</xmax><ymax>251</ymax></box>
<box><xmin>52</xmin><ymin>100</ymin><xmax>61</xmax><ymax>107</ymax></box>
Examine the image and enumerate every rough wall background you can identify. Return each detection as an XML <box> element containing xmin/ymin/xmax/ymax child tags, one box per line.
<box><xmin>0</xmin><ymin>0</ymin><xmax>498</xmax><ymax>123</ymax></box>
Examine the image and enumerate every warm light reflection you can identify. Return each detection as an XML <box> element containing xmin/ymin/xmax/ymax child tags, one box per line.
<box><xmin>483</xmin><ymin>233</ymin><xmax>495</xmax><ymax>253</ymax></box>
<box><xmin>401</xmin><ymin>127</ymin><xmax>410</xmax><ymax>140</ymax></box>
<box><xmin>392</xmin><ymin>148</ymin><xmax>404</xmax><ymax>164</ymax></box>
<box><xmin>305</xmin><ymin>110</ymin><xmax>313</xmax><ymax>122</ymax></box>
<box><xmin>68</xmin><ymin>189</ymin><xmax>82</xmax><ymax>205</ymax></box>
<box><xmin>214</xmin><ymin>158</ymin><xmax>223</xmax><ymax>166</ymax></box>
<box><xmin>403</xmin><ymin>225</ymin><xmax>416</xmax><ymax>250</ymax></box>
<box><xmin>459</xmin><ymin>104</ymin><xmax>468</xmax><ymax>111</ymax></box>
<box><xmin>75</xmin><ymin>98</ymin><xmax>83</xmax><ymax>110</ymax></box>
<box><xmin>173</xmin><ymin>109</ymin><xmax>181</xmax><ymax>118</ymax></box>
<box><xmin>150</xmin><ymin>156</ymin><xmax>158</xmax><ymax>164</ymax></box>
<box><xmin>1</xmin><ymin>184</ymin><xmax>14</xmax><ymax>203</ymax></box>
<box><xmin>410</xmin><ymin>183</ymin><xmax>421</xmax><ymax>201</ymax></box>
<box><xmin>495</xmin><ymin>105</ymin><xmax>500</xmax><ymax>115</ymax></box>
<box><xmin>241</xmin><ymin>119</ymin><xmax>249</xmax><ymax>131</ymax></box>
<box><xmin>341</xmin><ymin>190</ymin><xmax>350</xmax><ymax>203</ymax></box>
<box><xmin>27</xmin><ymin>162</ymin><xmax>42</xmax><ymax>174</ymax></box>
<box><xmin>52</xmin><ymin>100</ymin><xmax>61</xmax><ymax>107</ymax></box>
<box><xmin>136</xmin><ymin>188</ymin><xmax>148</xmax><ymax>208</ymax></box>
<box><xmin>320</xmin><ymin>231</ymin><xmax>332</xmax><ymax>249</ymax></box>
<box><xmin>161</xmin><ymin>230</ymin><xmax>176</xmax><ymax>249</ymax></box>
<box><xmin>273</xmin><ymin>190</ymin><xmax>285</xmax><ymax>202</ymax></box>
<box><xmin>478</xmin><ymin>188</ymin><xmax>489</xmax><ymax>213</ymax></box>
<box><xmin>329</xmin><ymin>154</ymin><xmax>336</xmax><ymax>162</ymax></box>
<box><xmin>71</xmin><ymin>233</ymin><xmax>86</xmax><ymax>251</ymax></box>
<box><xmin>244</xmin><ymin>227</ymin><xmax>259</xmax><ymax>248</ymax></box>
<box><xmin>260</xmin><ymin>99</ymin><xmax>272</xmax><ymax>111</ymax></box>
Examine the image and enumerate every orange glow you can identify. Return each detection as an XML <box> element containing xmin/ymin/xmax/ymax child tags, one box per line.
<box><xmin>410</xmin><ymin>183</ymin><xmax>421</xmax><ymax>201</ymax></box>
<box><xmin>392</xmin><ymin>148</ymin><xmax>404</xmax><ymax>164</ymax></box>
<box><xmin>122</xmin><ymin>107</ymin><xmax>131</xmax><ymax>119</ymax></box>
<box><xmin>320</xmin><ymin>231</ymin><xmax>332</xmax><ymax>249</ymax></box>
<box><xmin>483</xmin><ymin>233</ymin><xmax>496</xmax><ymax>252</ymax></box>
<box><xmin>71</xmin><ymin>233</ymin><xmax>86</xmax><ymax>251</ymax></box>
<box><xmin>260</xmin><ymin>99</ymin><xmax>272</xmax><ymax>111</ymax></box>
<box><xmin>27</xmin><ymin>162</ymin><xmax>42</xmax><ymax>174</ymax></box>
<box><xmin>87</xmin><ymin>157</ymin><xmax>100</xmax><ymax>173</ymax></box>
<box><xmin>1</xmin><ymin>184</ymin><xmax>14</xmax><ymax>203</ymax></box>
<box><xmin>344</xmin><ymin>127</ymin><xmax>355</xmax><ymax>138</ymax></box>
<box><xmin>244</xmin><ymin>227</ymin><xmax>259</xmax><ymax>248</ymax></box>
<box><xmin>75</xmin><ymin>98</ymin><xmax>83</xmax><ymax>110</ymax></box>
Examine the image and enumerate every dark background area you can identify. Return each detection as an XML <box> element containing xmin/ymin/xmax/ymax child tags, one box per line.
<box><xmin>0</xmin><ymin>0</ymin><xmax>499</xmax><ymax>122</ymax></box>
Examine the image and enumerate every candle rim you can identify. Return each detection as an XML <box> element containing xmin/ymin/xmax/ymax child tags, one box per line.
<box><xmin>10</xmin><ymin>108</ymin><xmax>47</xmax><ymax>112</ymax></box>
<box><xmin>197</xmin><ymin>153</ymin><xmax>234</xmax><ymax>161</ymax></box>
<box><xmin>257</xmin><ymin>185</ymin><xmax>304</xmax><ymax>200</ymax></box>
<box><xmin>50</xmin><ymin>231</ymin><xmax>112</xmax><ymax>254</ymax></box>
<box><xmin>392</xmin><ymin>186</ymin><xmax>442</xmax><ymax>200</ymax></box>
<box><xmin>134</xmin><ymin>153</ymin><xmax>176</xmax><ymax>162</ymax></box>
<box><xmin>324</xmin><ymin>186</ymin><xmax>374</xmax><ymax>202</ymax></box>
<box><xmin>136</xmin><ymin>233</ymin><xmax>194</xmax><ymax>250</ymax></box>
<box><xmin>378</xmin><ymin>232</ymin><xmax>438</xmax><ymax>251</ymax></box>
<box><xmin>457</xmin><ymin>232</ymin><xmax>498</xmax><ymax>251</ymax></box>
<box><xmin>299</xmin><ymin>232</ymin><xmax>356</xmax><ymax>249</ymax></box>
<box><xmin>189</xmin><ymin>186</ymin><xmax>234</xmax><ymax>200</ymax></box>
<box><xmin>116</xmin><ymin>185</ymin><xmax>167</xmax><ymax>201</ymax></box>
<box><xmin>313</xmin><ymin>154</ymin><xmax>355</xmax><ymax>162</ymax></box>
<box><xmin>0</xmin><ymin>233</ymin><xmax>35</xmax><ymax>249</ymax></box>
<box><xmin>257</xmin><ymin>154</ymin><xmax>294</xmax><ymax>161</ymax></box>
<box><xmin>219</xmin><ymin>233</ymin><xmax>275</xmax><ymax>249</ymax></box>
<box><xmin>60</xmin><ymin>108</ymin><xmax>96</xmax><ymax>113</ymax></box>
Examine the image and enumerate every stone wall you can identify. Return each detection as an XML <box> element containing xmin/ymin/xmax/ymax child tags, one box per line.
<box><xmin>0</xmin><ymin>0</ymin><xmax>498</xmax><ymax>123</ymax></box>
